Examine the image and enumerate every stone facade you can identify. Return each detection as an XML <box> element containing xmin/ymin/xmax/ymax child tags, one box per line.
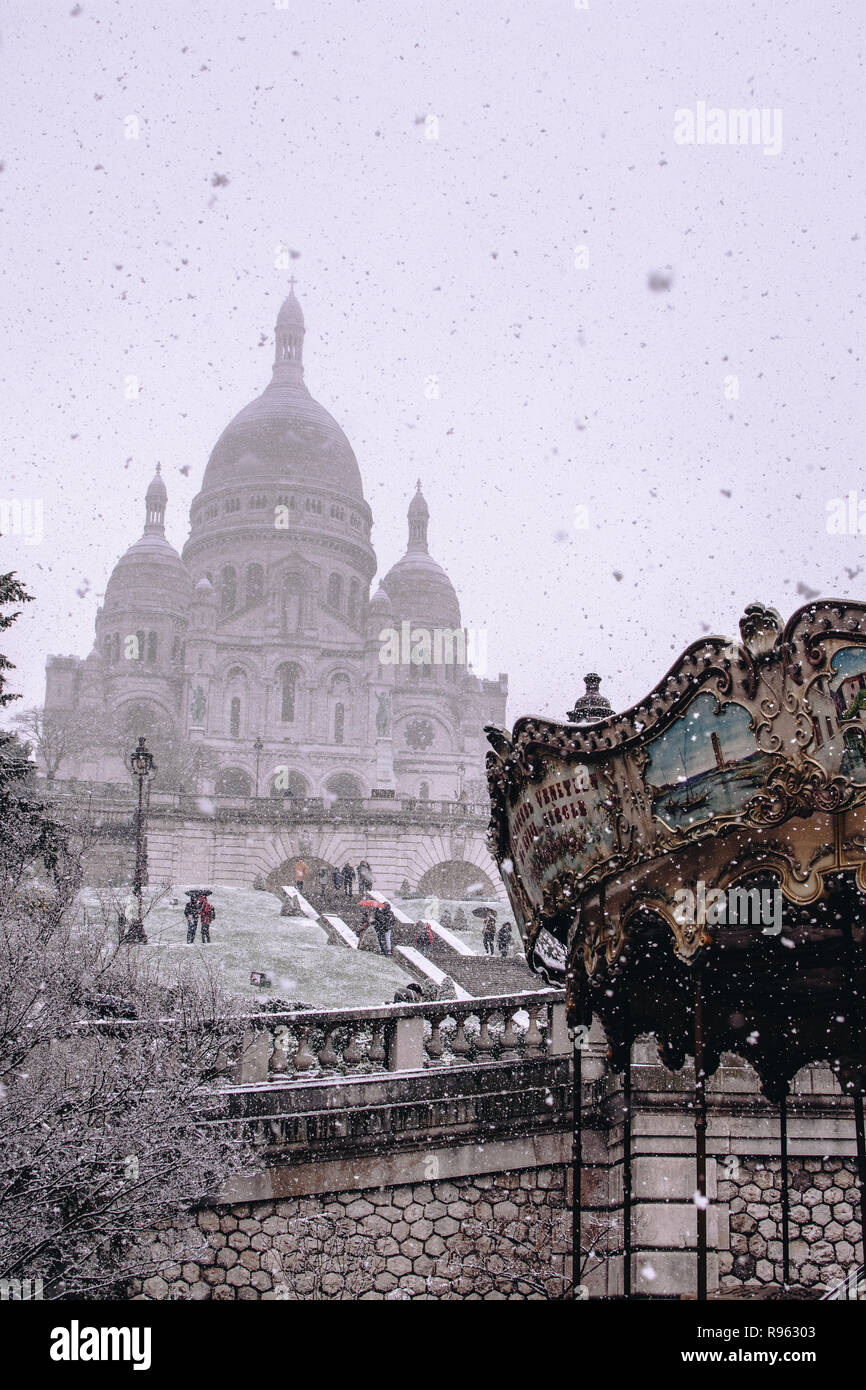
<box><xmin>44</xmin><ymin>288</ymin><xmax>507</xmax><ymax>814</ymax></box>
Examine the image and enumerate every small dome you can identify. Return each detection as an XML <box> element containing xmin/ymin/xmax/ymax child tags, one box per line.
<box><xmin>194</xmin><ymin>574</ymin><xmax>216</xmax><ymax>601</ymax></box>
<box><xmin>381</xmin><ymin>485</ymin><xmax>461</xmax><ymax>629</ymax></box>
<box><xmin>276</xmin><ymin>287</ymin><xmax>305</xmax><ymax>329</ymax></box>
<box><xmin>102</xmin><ymin>470</ymin><xmax>192</xmax><ymax>615</ymax></box>
<box><xmin>103</xmin><ymin>533</ymin><xmax>192</xmax><ymax>614</ymax></box>
<box><xmin>145</xmin><ymin>464</ymin><xmax>167</xmax><ymax>509</ymax></box>
<box><xmin>369</xmin><ymin>583</ymin><xmax>394</xmax><ymax>615</ymax></box>
<box><xmin>382</xmin><ymin>551</ymin><xmax>461</xmax><ymax>629</ymax></box>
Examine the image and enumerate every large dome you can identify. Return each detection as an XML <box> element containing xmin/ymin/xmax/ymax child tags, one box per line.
<box><xmin>381</xmin><ymin>484</ymin><xmax>461</xmax><ymax>629</ymax></box>
<box><xmin>197</xmin><ymin>290</ymin><xmax>365</xmax><ymax>502</ymax></box>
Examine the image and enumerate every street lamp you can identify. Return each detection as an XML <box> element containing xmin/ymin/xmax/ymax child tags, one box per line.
<box><xmin>125</xmin><ymin>736</ymin><xmax>156</xmax><ymax>944</ymax></box>
<box><xmin>253</xmin><ymin>735</ymin><xmax>264</xmax><ymax>799</ymax></box>
<box><xmin>456</xmin><ymin>762</ymin><xmax>466</xmax><ymax>801</ymax></box>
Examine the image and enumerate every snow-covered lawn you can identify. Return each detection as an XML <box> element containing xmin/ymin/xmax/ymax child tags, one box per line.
<box><xmin>81</xmin><ymin>884</ymin><xmax>413</xmax><ymax>1011</ymax></box>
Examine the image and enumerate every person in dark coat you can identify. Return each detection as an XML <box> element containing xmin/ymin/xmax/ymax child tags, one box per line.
<box><xmin>497</xmin><ymin>919</ymin><xmax>512</xmax><ymax>957</ymax></box>
<box><xmin>341</xmin><ymin>862</ymin><xmax>355</xmax><ymax>897</ymax></box>
<box><xmin>482</xmin><ymin>908</ymin><xmax>497</xmax><ymax>956</ymax></box>
<box><xmin>393</xmin><ymin>982</ymin><xmax>423</xmax><ymax>1004</ymax></box>
<box><xmin>184</xmin><ymin>896</ymin><xmax>199</xmax><ymax>944</ymax></box>
<box><xmin>332</xmin><ymin>866</ymin><xmax>342</xmax><ymax>895</ymax></box>
<box><xmin>415</xmin><ymin>919</ymin><xmax>434</xmax><ymax>951</ymax></box>
<box><xmin>357</xmin><ymin>860</ymin><xmax>372</xmax><ymax>895</ymax></box>
<box><xmin>374</xmin><ymin>903</ymin><xmax>393</xmax><ymax>956</ymax></box>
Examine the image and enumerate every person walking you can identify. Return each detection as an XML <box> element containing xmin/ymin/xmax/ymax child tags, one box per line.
<box><xmin>497</xmin><ymin>919</ymin><xmax>512</xmax><ymax>957</ymax></box>
<box><xmin>374</xmin><ymin>902</ymin><xmax>394</xmax><ymax>956</ymax></box>
<box><xmin>357</xmin><ymin>859</ymin><xmax>372</xmax><ymax>895</ymax></box>
<box><xmin>199</xmin><ymin>895</ymin><xmax>215</xmax><ymax>944</ymax></box>
<box><xmin>357</xmin><ymin>908</ymin><xmax>372</xmax><ymax>948</ymax></box>
<box><xmin>341</xmin><ymin>862</ymin><xmax>355</xmax><ymax>897</ymax></box>
<box><xmin>317</xmin><ymin>866</ymin><xmax>329</xmax><ymax>900</ymax></box>
<box><xmin>184</xmin><ymin>894</ymin><xmax>199</xmax><ymax>944</ymax></box>
<box><xmin>415</xmin><ymin>918</ymin><xmax>434</xmax><ymax>951</ymax></box>
<box><xmin>482</xmin><ymin>908</ymin><xmax>497</xmax><ymax>956</ymax></box>
<box><xmin>332</xmin><ymin>866</ymin><xmax>343</xmax><ymax>896</ymax></box>
<box><xmin>294</xmin><ymin>858</ymin><xmax>308</xmax><ymax>893</ymax></box>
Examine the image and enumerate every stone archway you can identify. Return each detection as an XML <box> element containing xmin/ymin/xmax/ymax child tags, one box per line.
<box><xmin>265</xmin><ymin>855</ymin><xmax>336</xmax><ymax>897</ymax></box>
<box><xmin>417</xmin><ymin>860</ymin><xmax>499</xmax><ymax>900</ymax></box>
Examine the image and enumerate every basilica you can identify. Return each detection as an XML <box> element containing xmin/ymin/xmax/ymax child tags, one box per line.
<box><xmin>45</xmin><ymin>289</ymin><xmax>508</xmax><ymax>808</ymax></box>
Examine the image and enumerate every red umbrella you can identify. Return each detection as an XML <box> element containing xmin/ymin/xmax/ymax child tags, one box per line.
<box><xmin>358</xmin><ymin>898</ymin><xmax>382</xmax><ymax>909</ymax></box>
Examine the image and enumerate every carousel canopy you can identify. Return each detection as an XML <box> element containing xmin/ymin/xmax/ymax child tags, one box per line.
<box><xmin>486</xmin><ymin>601</ymin><xmax>866</xmax><ymax>1098</ymax></box>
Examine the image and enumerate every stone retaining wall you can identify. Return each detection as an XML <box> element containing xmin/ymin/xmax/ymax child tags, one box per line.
<box><xmin>719</xmin><ymin>1157</ymin><xmax>863</xmax><ymax>1293</ymax></box>
<box><xmin>129</xmin><ymin>1165</ymin><xmax>570</xmax><ymax>1301</ymax></box>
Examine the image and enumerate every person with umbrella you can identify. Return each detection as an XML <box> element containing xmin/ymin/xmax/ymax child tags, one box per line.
<box><xmin>373</xmin><ymin>900</ymin><xmax>394</xmax><ymax>956</ymax></box>
<box><xmin>497</xmin><ymin>918</ymin><xmax>512</xmax><ymax>957</ymax></box>
<box><xmin>474</xmin><ymin>905</ymin><xmax>497</xmax><ymax>955</ymax></box>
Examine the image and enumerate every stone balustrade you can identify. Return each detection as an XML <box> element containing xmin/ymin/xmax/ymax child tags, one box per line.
<box><xmin>75</xmin><ymin>990</ymin><xmax>568</xmax><ymax>1088</ymax></box>
<box><xmin>231</xmin><ymin>990</ymin><xmax>567</xmax><ymax>1084</ymax></box>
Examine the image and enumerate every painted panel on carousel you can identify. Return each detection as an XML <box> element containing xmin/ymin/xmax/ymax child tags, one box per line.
<box><xmin>826</xmin><ymin>647</ymin><xmax>866</xmax><ymax>784</ymax></box>
<box><xmin>646</xmin><ymin>692</ymin><xmax>777</xmax><ymax>831</ymax></box>
<box><xmin>506</xmin><ymin>763</ymin><xmax>616</xmax><ymax>908</ymax></box>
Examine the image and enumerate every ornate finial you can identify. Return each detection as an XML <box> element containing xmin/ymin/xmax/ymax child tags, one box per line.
<box><xmin>288</xmin><ymin>275</ymin><xmax>297</xmax><ymax>293</ymax></box>
<box><xmin>739</xmin><ymin>603</ymin><xmax>783</xmax><ymax>663</ymax></box>
<box><xmin>567</xmin><ymin>673</ymin><xmax>613</xmax><ymax>725</ymax></box>
<box><xmin>155</xmin><ymin>462</ymin><xmax>161</xmax><ymax>475</ymax></box>
<box><xmin>416</xmin><ymin>478</ymin><xmax>422</xmax><ymax>491</ymax></box>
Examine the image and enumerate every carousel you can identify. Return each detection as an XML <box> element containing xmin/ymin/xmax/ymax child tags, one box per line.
<box><xmin>486</xmin><ymin>601</ymin><xmax>866</xmax><ymax>1297</ymax></box>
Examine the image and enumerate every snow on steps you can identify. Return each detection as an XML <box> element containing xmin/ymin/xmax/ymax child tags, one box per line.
<box><xmin>321</xmin><ymin>914</ymin><xmax>359</xmax><ymax>949</ymax></box>
<box><xmin>394</xmin><ymin>945</ymin><xmax>473</xmax><ymax>1001</ymax></box>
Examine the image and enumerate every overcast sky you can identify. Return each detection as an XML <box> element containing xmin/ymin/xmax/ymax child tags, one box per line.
<box><xmin>1</xmin><ymin>0</ymin><xmax>864</xmax><ymax>727</ymax></box>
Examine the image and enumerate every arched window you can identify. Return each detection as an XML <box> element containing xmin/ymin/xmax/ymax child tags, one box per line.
<box><xmin>112</xmin><ymin>633</ymin><xmax>120</xmax><ymax>663</ymax></box>
<box><xmin>326</xmin><ymin>773</ymin><xmax>363</xmax><ymax>800</ymax></box>
<box><xmin>245</xmin><ymin>563</ymin><xmax>264</xmax><ymax>606</ymax></box>
<box><xmin>348</xmin><ymin>579</ymin><xmax>360</xmax><ymax>623</ymax></box>
<box><xmin>334</xmin><ymin>702</ymin><xmax>345</xmax><ymax>745</ymax></box>
<box><xmin>282</xmin><ymin>574</ymin><xmax>303</xmax><ymax>632</ymax></box>
<box><xmin>419</xmin><ymin>781</ymin><xmax>430</xmax><ymax>802</ymax></box>
<box><xmin>103</xmin><ymin>635</ymin><xmax>112</xmax><ymax>663</ymax></box>
<box><xmin>270</xmin><ymin>768</ymin><xmax>308</xmax><ymax>799</ymax></box>
<box><xmin>216</xmin><ymin>767</ymin><xmax>252</xmax><ymax>796</ymax></box>
<box><xmin>135</xmin><ymin>630</ymin><xmax>145</xmax><ymax>662</ymax></box>
<box><xmin>278</xmin><ymin>663</ymin><xmax>300</xmax><ymax>722</ymax></box>
<box><xmin>221</xmin><ymin>566</ymin><xmax>237</xmax><ymax>615</ymax></box>
<box><xmin>327</xmin><ymin>572</ymin><xmax>343</xmax><ymax>610</ymax></box>
<box><xmin>230</xmin><ymin>697</ymin><xmax>241</xmax><ymax>739</ymax></box>
<box><xmin>147</xmin><ymin>632</ymin><xmax>157</xmax><ymax>664</ymax></box>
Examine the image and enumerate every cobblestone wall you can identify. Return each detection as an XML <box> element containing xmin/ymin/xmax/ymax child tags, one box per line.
<box><xmin>129</xmin><ymin>1165</ymin><xmax>569</xmax><ymax>1301</ymax></box>
<box><xmin>718</xmin><ymin>1158</ymin><xmax>864</xmax><ymax>1293</ymax></box>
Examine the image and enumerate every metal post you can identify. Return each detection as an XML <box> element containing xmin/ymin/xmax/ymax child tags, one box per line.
<box><xmin>694</xmin><ymin>965</ymin><xmax>708</xmax><ymax>1301</ymax></box>
<box><xmin>623</xmin><ymin>1039</ymin><xmax>632</xmax><ymax>1299</ymax></box>
<box><xmin>572</xmin><ymin>1035</ymin><xmax>582</xmax><ymax>1299</ymax></box>
<box><xmin>779</xmin><ymin>1087</ymin><xmax>790</xmax><ymax>1287</ymax></box>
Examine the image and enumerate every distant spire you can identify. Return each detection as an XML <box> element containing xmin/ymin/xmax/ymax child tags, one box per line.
<box><xmin>144</xmin><ymin>465</ymin><xmax>167</xmax><ymax>535</ymax></box>
<box><xmin>274</xmin><ymin>283</ymin><xmax>305</xmax><ymax>376</ymax></box>
<box><xmin>407</xmin><ymin>482</ymin><xmax>430</xmax><ymax>553</ymax></box>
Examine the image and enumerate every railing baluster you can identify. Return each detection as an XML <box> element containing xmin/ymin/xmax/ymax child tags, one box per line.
<box><xmin>524</xmin><ymin>1004</ymin><xmax>544</xmax><ymax>1053</ymax></box>
<box><xmin>318</xmin><ymin>1028</ymin><xmax>338</xmax><ymax>1070</ymax></box>
<box><xmin>293</xmin><ymin>1026</ymin><xmax>316</xmax><ymax>1071</ymax></box>
<box><xmin>501</xmin><ymin>1008</ymin><xmax>520</xmax><ymax>1056</ymax></box>
<box><xmin>452</xmin><ymin>1015</ymin><xmax>471</xmax><ymax>1058</ymax></box>
<box><xmin>369</xmin><ymin>1022</ymin><xmax>386</xmax><ymax>1068</ymax></box>
<box><xmin>475</xmin><ymin>1009</ymin><xmax>496</xmax><ymax>1055</ymax></box>
<box><xmin>270</xmin><ymin>1025</ymin><xmax>290</xmax><ymax>1075</ymax></box>
<box><xmin>426</xmin><ymin>1014</ymin><xmax>445</xmax><ymax>1065</ymax></box>
<box><xmin>343</xmin><ymin>1024</ymin><xmax>363</xmax><ymax>1067</ymax></box>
